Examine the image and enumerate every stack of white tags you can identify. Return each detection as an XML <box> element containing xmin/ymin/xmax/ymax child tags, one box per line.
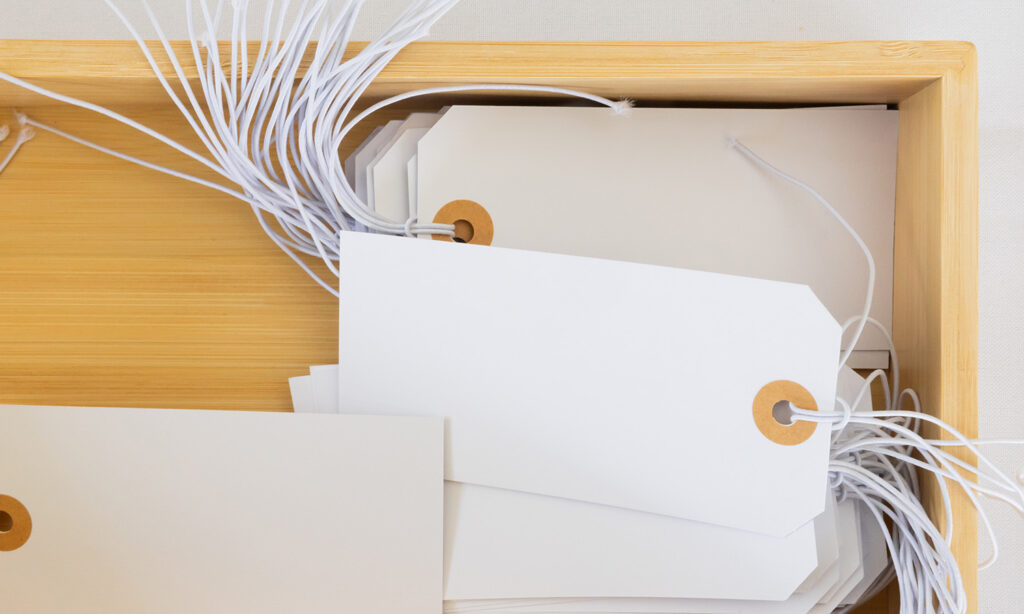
<box><xmin>343</xmin><ymin>104</ymin><xmax>898</xmax><ymax>367</ymax></box>
<box><xmin>344</xmin><ymin>110</ymin><xmax>448</xmax><ymax>232</ymax></box>
<box><xmin>291</xmin><ymin>231</ymin><xmax>890</xmax><ymax>612</ymax></box>
<box><xmin>283</xmin><ymin>104</ymin><xmax>901</xmax><ymax>611</ymax></box>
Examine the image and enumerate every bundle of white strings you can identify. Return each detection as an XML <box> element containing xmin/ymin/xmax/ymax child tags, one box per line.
<box><xmin>733</xmin><ymin>140</ymin><xmax>1024</xmax><ymax>614</ymax></box>
<box><xmin>0</xmin><ymin>0</ymin><xmax>629</xmax><ymax>296</ymax></box>
<box><xmin>0</xmin><ymin>2</ymin><xmax>1021</xmax><ymax>613</ymax></box>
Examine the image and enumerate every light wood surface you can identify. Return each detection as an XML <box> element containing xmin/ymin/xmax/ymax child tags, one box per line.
<box><xmin>892</xmin><ymin>44</ymin><xmax>980</xmax><ymax>612</ymax></box>
<box><xmin>0</xmin><ymin>40</ymin><xmax>973</xmax><ymax>105</ymax></box>
<box><xmin>0</xmin><ymin>40</ymin><xmax>978</xmax><ymax>613</ymax></box>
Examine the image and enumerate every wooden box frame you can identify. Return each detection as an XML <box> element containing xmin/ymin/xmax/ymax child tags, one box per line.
<box><xmin>0</xmin><ymin>41</ymin><xmax>978</xmax><ymax>613</ymax></box>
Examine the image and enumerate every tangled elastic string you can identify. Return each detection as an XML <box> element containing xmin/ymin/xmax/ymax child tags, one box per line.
<box><xmin>734</xmin><ymin>140</ymin><xmax>1024</xmax><ymax>614</ymax></box>
<box><xmin>0</xmin><ymin>0</ymin><xmax>631</xmax><ymax>296</ymax></box>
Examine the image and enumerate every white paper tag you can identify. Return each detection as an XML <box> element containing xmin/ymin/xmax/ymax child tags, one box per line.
<box><xmin>367</xmin><ymin>111</ymin><xmax>443</xmax><ymax>223</ymax></box>
<box><xmin>443</xmin><ymin>501</ymin><xmax>857</xmax><ymax>613</ymax></box>
<box><xmin>287</xmin><ymin>373</ymin><xmax>318</xmax><ymax>412</ymax></box>
<box><xmin>347</xmin><ymin>119</ymin><xmax>401</xmax><ymax>210</ymax></box>
<box><xmin>416</xmin><ymin>106</ymin><xmax>896</xmax><ymax>366</ymax></box>
<box><xmin>371</xmin><ymin>127</ymin><xmax>431</xmax><ymax>222</ymax></box>
<box><xmin>446</xmin><ymin>559</ymin><xmax>841</xmax><ymax>614</ymax></box>
<box><xmin>835</xmin><ymin>365</ymin><xmax>889</xmax><ymax>606</ymax></box>
<box><xmin>0</xmin><ymin>404</ymin><xmax>443</xmax><ymax>614</ymax></box>
<box><xmin>309</xmin><ymin>364</ymin><xmax>340</xmax><ymax>413</ymax></box>
<box><xmin>344</xmin><ymin>125</ymin><xmax>383</xmax><ymax>188</ymax></box>
<box><xmin>842</xmin><ymin>500</ymin><xmax>889</xmax><ymax>605</ymax></box>
<box><xmin>809</xmin><ymin>498</ymin><xmax>865</xmax><ymax>612</ymax></box>
<box><xmin>408</xmin><ymin>154</ymin><xmax>420</xmax><ymax>218</ymax></box>
<box><xmin>798</xmin><ymin>489</ymin><xmax>841</xmax><ymax>591</ymax></box>
<box><xmin>444</xmin><ymin>482</ymin><xmax>820</xmax><ymax>601</ymax></box>
<box><xmin>337</xmin><ymin>233</ymin><xmax>839</xmax><ymax>535</ymax></box>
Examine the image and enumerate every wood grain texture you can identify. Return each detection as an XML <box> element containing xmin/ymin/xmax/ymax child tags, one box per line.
<box><xmin>0</xmin><ymin>105</ymin><xmax>322</xmax><ymax>410</ymax></box>
<box><xmin>0</xmin><ymin>40</ymin><xmax>972</xmax><ymax>104</ymax></box>
<box><xmin>0</xmin><ymin>101</ymin><xmax>425</xmax><ymax>411</ymax></box>
<box><xmin>0</xmin><ymin>41</ymin><xmax>978</xmax><ymax>612</ymax></box>
<box><xmin>891</xmin><ymin>43</ymin><xmax>979</xmax><ymax>614</ymax></box>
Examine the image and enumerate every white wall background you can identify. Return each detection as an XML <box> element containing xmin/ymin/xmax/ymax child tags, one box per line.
<box><xmin>2</xmin><ymin>1</ymin><xmax>1022</xmax><ymax>610</ymax></box>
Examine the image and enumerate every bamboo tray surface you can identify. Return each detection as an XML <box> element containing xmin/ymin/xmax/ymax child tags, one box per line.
<box><xmin>0</xmin><ymin>40</ymin><xmax>977</xmax><ymax>614</ymax></box>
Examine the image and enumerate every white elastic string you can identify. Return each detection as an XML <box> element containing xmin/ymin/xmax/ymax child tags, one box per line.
<box><xmin>0</xmin><ymin>70</ymin><xmax>224</xmax><ymax>175</ymax></box>
<box><xmin>0</xmin><ymin>0</ymin><xmax>630</xmax><ymax>292</ymax></box>
<box><xmin>733</xmin><ymin>141</ymin><xmax>1024</xmax><ymax>612</ymax></box>
<box><xmin>730</xmin><ymin>138</ymin><xmax>875</xmax><ymax>371</ymax></box>
<box><xmin>22</xmin><ymin>117</ymin><xmax>248</xmax><ymax>201</ymax></box>
<box><xmin>833</xmin><ymin>460</ymin><xmax>966</xmax><ymax>612</ymax></box>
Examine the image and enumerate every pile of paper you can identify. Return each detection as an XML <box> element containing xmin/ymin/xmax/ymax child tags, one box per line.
<box><xmin>290</xmin><ymin>227</ymin><xmax>892</xmax><ymax>612</ymax></box>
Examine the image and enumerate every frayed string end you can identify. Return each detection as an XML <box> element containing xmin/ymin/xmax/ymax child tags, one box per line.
<box><xmin>610</xmin><ymin>98</ymin><xmax>634</xmax><ymax>115</ymax></box>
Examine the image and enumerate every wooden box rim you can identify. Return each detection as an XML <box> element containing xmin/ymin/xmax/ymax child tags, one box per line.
<box><xmin>0</xmin><ymin>40</ymin><xmax>978</xmax><ymax>613</ymax></box>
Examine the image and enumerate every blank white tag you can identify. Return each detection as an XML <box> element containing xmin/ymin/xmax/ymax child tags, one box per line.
<box><xmin>799</xmin><ymin>489</ymin><xmax>841</xmax><ymax>590</ymax></box>
<box><xmin>809</xmin><ymin>498</ymin><xmax>865</xmax><ymax>612</ymax></box>
<box><xmin>443</xmin><ymin>500</ymin><xmax>857</xmax><ymax>614</ymax></box>
<box><xmin>348</xmin><ymin>119</ymin><xmax>402</xmax><ymax>210</ymax></box>
<box><xmin>416</xmin><ymin>106</ymin><xmax>896</xmax><ymax>366</ymax></box>
<box><xmin>408</xmin><ymin>154</ymin><xmax>420</xmax><ymax>217</ymax></box>
<box><xmin>368</xmin><ymin>111</ymin><xmax>444</xmax><ymax>223</ymax></box>
<box><xmin>337</xmin><ymin>233</ymin><xmax>839</xmax><ymax>535</ymax></box>
<box><xmin>309</xmin><ymin>364</ymin><xmax>340</xmax><ymax>413</ymax></box>
<box><xmin>446</xmin><ymin>559</ymin><xmax>841</xmax><ymax>614</ymax></box>
<box><xmin>835</xmin><ymin>365</ymin><xmax>889</xmax><ymax>606</ymax></box>
<box><xmin>371</xmin><ymin>127</ymin><xmax>431</xmax><ymax>222</ymax></box>
<box><xmin>0</xmin><ymin>404</ymin><xmax>443</xmax><ymax>614</ymax></box>
<box><xmin>344</xmin><ymin>125</ymin><xmax>383</xmax><ymax>188</ymax></box>
<box><xmin>843</xmin><ymin>500</ymin><xmax>889</xmax><ymax>605</ymax></box>
<box><xmin>287</xmin><ymin>373</ymin><xmax>317</xmax><ymax>412</ymax></box>
<box><xmin>444</xmin><ymin>482</ymin><xmax>819</xmax><ymax>601</ymax></box>
<box><xmin>291</xmin><ymin>372</ymin><xmax>330</xmax><ymax>415</ymax></box>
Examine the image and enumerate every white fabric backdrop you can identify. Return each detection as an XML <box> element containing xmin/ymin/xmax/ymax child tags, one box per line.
<box><xmin>2</xmin><ymin>1</ymin><xmax>1022</xmax><ymax>610</ymax></box>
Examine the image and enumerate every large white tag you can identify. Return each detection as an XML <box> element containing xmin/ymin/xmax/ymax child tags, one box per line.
<box><xmin>337</xmin><ymin>233</ymin><xmax>839</xmax><ymax>535</ymax></box>
<box><xmin>415</xmin><ymin>105</ymin><xmax>896</xmax><ymax>366</ymax></box>
<box><xmin>0</xmin><ymin>404</ymin><xmax>443</xmax><ymax>614</ymax></box>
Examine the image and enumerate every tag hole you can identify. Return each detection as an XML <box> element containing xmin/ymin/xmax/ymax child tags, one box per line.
<box><xmin>772</xmin><ymin>400</ymin><xmax>796</xmax><ymax>426</ymax></box>
<box><xmin>452</xmin><ymin>219</ymin><xmax>474</xmax><ymax>243</ymax></box>
<box><xmin>0</xmin><ymin>511</ymin><xmax>12</xmax><ymax>533</ymax></box>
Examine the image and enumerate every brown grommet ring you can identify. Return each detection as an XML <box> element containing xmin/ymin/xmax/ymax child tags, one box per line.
<box><xmin>752</xmin><ymin>380</ymin><xmax>818</xmax><ymax>446</ymax></box>
<box><xmin>0</xmin><ymin>495</ymin><xmax>32</xmax><ymax>552</ymax></box>
<box><xmin>432</xmin><ymin>199</ymin><xmax>494</xmax><ymax>245</ymax></box>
